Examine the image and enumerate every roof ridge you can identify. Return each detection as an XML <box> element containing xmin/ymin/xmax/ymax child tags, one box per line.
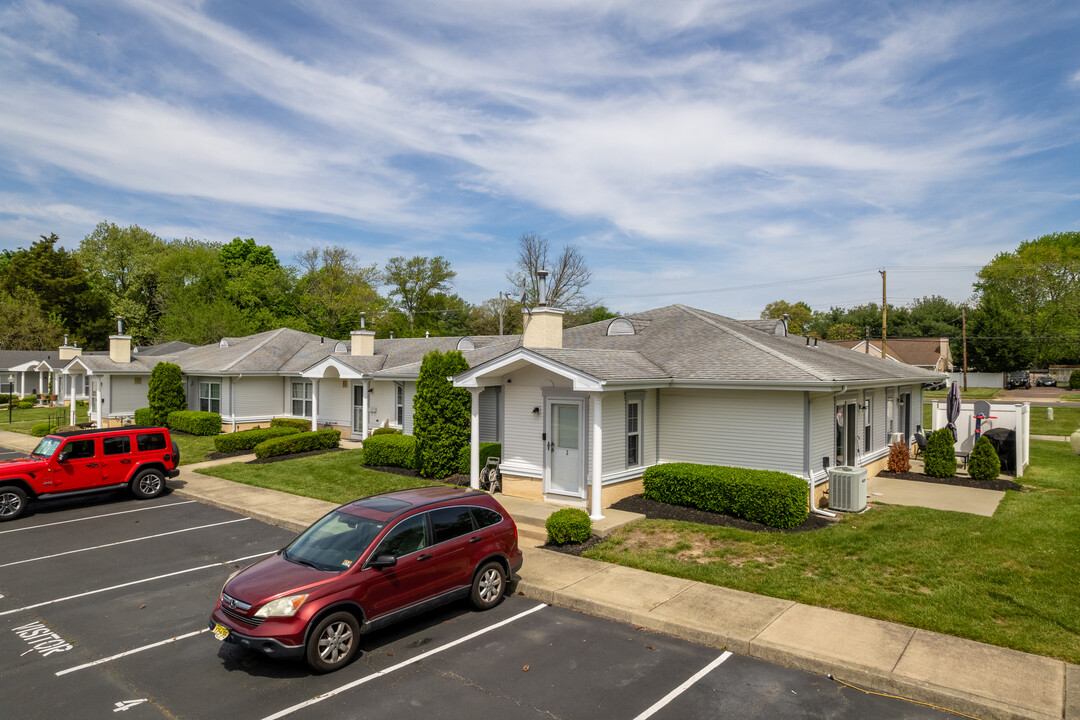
<box><xmin>222</xmin><ymin>327</ymin><xmax>291</xmax><ymax>372</ymax></box>
<box><xmin>673</xmin><ymin>305</ymin><xmax>831</xmax><ymax>382</ymax></box>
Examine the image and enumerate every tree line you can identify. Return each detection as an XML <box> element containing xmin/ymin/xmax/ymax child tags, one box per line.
<box><xmin>0</xmin><ymin>224</ymin><xmax>615</xmax><ymax>351</ymax></box>
<box><xmin>761</xmin><ymin>232</ymin><xmax>1080</xmax><ymax>372</ymax></box>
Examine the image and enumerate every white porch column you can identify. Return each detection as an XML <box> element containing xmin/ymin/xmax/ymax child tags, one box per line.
<box><xmin>68</xmin><ymin>376</ymin><xmax>76</xmax><ymax>426</ymax></box>
<box><xmin>96</xmin><ymin>377</ymin><xmax>105</xmax><ymax>425</ymax></box>
<box><xmin>590</xmin><ymin>392</ymin><xmax>604</xmax><ymax>520</ymax></box>
<box><xmin>469</xmin><ymin>388</ymin><xmax>481</xmax><ymax>490</ymax></box>
<box><xmin>310</xmin><ymin>379</ymin><xmax>320</xmax><ymax>431</ymax></box>
<box><xmin>361</xmin><ymin>380</ymin><xmax>370</xmax><ymax>439</ymax></box>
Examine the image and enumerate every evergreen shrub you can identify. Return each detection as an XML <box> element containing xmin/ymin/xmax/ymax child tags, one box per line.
<box><xmin>167</xmin><ymin>410</ymin><xmax>222</xmax><ymax>436</ymax></box>
<box><xmin>270</xmin><ymin>417</ymin><xmax>311</xmax><ymax>431</ymax></box>
<box><xmin>458</xmin><ymin>442</ymin><xmax>502</xmax><ymax>474</ymax></box>
<box><xmin>133</xmin><ymin>408</ymin><xmax>153</xmax><ymax>426</ymax></box>
<box><xmin>371</xmin><ymin>426</ymin><xmax>400</xmax><ymax>436</ymax></box>
<box><xmin>643</xmin><ymin>463</ymin><xmax>809</xmax><ymax>529</ymax></box>
<box><xmin>147</xmin><ymin>362</ymin><xmax>186</xmax><ymax>425</ymax></box>
<box><xmin>31</xmin><ymin>422</ymin><xmax>56</xmax><ymax>437</ymax></box>
<box><xmin>413</xmin><ymin>350</ymin><xmax>471</xmax><ymax>478</ymax></box>
<box><xmin>17</xmin><ymin>401</ymin><xmax>34</xmax><ymax>409</ymax></box>
<box><xmin>214</xmin><ymin>426</ymin><xmax>300</xmax><ymax>453</ymax></box>
<box><xmin>968</xmin><ymin>435</ymin><xmax>1001</xmax><ymax>482</ymax></box>
<box><xmin>886</xmin><ymin>441</ymin><xmax>911</xmax><ymax>473</ymax></box>
<box><xmin>254</xmin><ymin>429</ymin><xmax>340</xmax><ymax>459</ymax></box>
<box><xmin>1070</xmin><ymin>371</ymin><xmax>1080</xmax><ymax>390</ymax></box>
<box><xmin>923</xmin><ymin>428</ymin><xmax>957</xmax><ymax>478</ymax></box>
<box><xmin>545</xmin><ymin>508</ymin><xmax>592</xmax><ymax>545</ymax></box>
<box><xmin>362</xmin><ymin>433</ymin><xmax>418</xmax><ymax>469</ymax></box>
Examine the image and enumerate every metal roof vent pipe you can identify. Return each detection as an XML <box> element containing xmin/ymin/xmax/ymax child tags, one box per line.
<box><xmin>537</xmin><ymin>269</ymin><xmax>548</xmax><ymax>307</ymax></box>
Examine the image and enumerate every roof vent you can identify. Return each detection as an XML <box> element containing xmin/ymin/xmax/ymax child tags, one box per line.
<box><xmin>606</xmin><ymin>318</ymin><xmax>635</xmax><ymax>336</ymax></box>
<box><xmin>334</xmin><ymin>341</ymin><xmax>348</xmax><ymax>353</ymax></box>
<box><xmin>457</xmin><ymin>337</ymin><xmax>475</xmax><ymax>351</ymax></box>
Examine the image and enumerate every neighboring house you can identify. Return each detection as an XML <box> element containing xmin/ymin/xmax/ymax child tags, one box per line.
<box><xmin>454</xmin><ymin>304</ymin><xmax>943</xmax><ymax>518</ymax></box>
<box><xmin>829</xmin><ymin>337</ymin><xmax>953</xmax><ymax>373</ymax></box>
<box><xmin>1</xmin><ymin>350</ymin><xmax>57</xmax><ymax>397</ymax></box>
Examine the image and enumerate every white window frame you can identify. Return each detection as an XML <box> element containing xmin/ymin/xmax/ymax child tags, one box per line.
<box><xmin>395</xmin><ymin>383</ymin><xmax>404</xmax><ymax>426</ymax></box>
<box><xmin>863</xmin><ymin>396</ymin><xmax>872</xmax><ymax>452</ymax></box>
<box><xmin>200</xmin><ymin>381</ymin><xmax>221</xmax><ymax>414</ymax></box>
<box><xmin>625</xmin><ymin>391</ymin><xmax>644</xmax><ymax>468</ymax></box>
<box><xmin>292</xmin><ymin>381</ymin><xmax>313</xmax><ymax>418</ymax></box>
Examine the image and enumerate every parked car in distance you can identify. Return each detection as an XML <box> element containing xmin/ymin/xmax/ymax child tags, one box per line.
<box><xmin>0</xmin><ymin>426</ymin><xmax>179</xmax><ymax>521</ymax></box>
<box><xmin>1035</xmin><ymin>375</ymin><xmax>1057</xmax><ymax>387</ymax></box>
<box><xmin>923</xmin><ymin>379</ymin><xmax>946</xmax><ymax>391</ymax></box>
<box><xmin>1006</xmin><ymin>371</ymin><xmax>1031</xmax><ymax>389</ymax></box>
<box><xmin>209</xmin><ymin>485</ymin><xmax>523</xmax><ymax>673</ymax></box>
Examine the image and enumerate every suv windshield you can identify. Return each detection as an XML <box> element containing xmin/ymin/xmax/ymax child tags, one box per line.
<box><xmin>31</xmin><ymin>437</ymin><xmax>62</xmax><ymax>459</ymax></box>
<box><xmin>284</xmin><ymin>510</ymin><xmax>384</xmax><ymax>572</ymax></box>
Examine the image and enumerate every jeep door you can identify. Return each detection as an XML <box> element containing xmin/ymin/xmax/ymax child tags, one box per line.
<box><xmin>100</xmin><ymin>434</ymin><xmax>134</xmax><ymax>484</ymax></box>
<box><xmin>51</xmin><ymin>438</ymin><xmax>101</xmax><ymax>491</ymax></box>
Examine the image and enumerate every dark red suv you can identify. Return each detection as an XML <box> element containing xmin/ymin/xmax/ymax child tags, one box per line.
<box><xmin>209</xmin><ymin>485</ymin><xmax>523</xmax><ymax>672</ymax></box>
<box><xmin>0</xmin><ymin>427</ymin><xmax>180</xmax><ymax>522</ymax></box>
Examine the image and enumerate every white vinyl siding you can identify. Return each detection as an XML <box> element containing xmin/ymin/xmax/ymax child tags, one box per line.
<box><xmin>367</xmin><ymin>381</ymin><xmax>396</xmax><ymax>430</ymax></box>
<box><xmin>109</xmin><ymin>376</ymin><xmax>149</xmax><ymax>414</ymax></box>
<box><xmin>658</xmin><ymin>389</ymin><xmax>804</xmax><ymax>476</ymax></box>
<box><xmin>809</xmin><ymin>394</ymin><xmax>834</xmax><ymax>478</ymax></box>
<box><xmin>500</xmin><ymin>367</ymin><xmax>560</xmax><ymax>478</ymax></box>
<box><xmin>478</xmin><ymin>387</ymin><xmax>500</xmax><ymax>443</ymax></box>
<box><xmin>317</xmin><ymin>379</ymin><xmax>351</xmax><ymax>426</ymax></box>
<box><xmin>401</xmin><ymin>382</ymin><xmax>416</xmax><ymax>435</ymax></box>
<box><xmin>232</xmin><ymin>377</ymin><xmax>282</xmax><ymax>417</ymax></box>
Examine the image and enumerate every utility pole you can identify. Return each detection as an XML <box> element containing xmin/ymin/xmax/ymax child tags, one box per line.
<box><xmin>864</xmin><ymin>326</ymin><xmax>870</xmax><ymax>353</ymax></box>
<box><xmin>498</xmin><ymin>291</ymin><xmax>504</xmax><ymax>336</ymax></box>
<box><xmin>962</xmin><ymin>308</ymin><xmax>968</xmax><ymax>391</ymax></box>
<box><xmin>879</xmin><ymin>269</ymin><xmax>887</xmax><ymax>360</ymax></box>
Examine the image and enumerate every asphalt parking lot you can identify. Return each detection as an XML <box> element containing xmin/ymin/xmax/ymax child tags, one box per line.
<box><xmin>0</xmin><ymin>484</ymin><xmax>951</xmax><ymax>719</ymax></box>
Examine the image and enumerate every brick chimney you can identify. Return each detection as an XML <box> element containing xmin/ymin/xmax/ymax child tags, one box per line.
<box><xmin>109</xmin><ymin>317</ymin><xmax>132</xmax><ymax>364</ymax></box>
<box><xmin>351</xmin><ymin>312</ymin><xmax>376</xmax><ymax>356</ymax></box>
<box><xmin>521</xmin><ymin>270</ymin><xmax>565</xmax><ymax>348</ymax></box>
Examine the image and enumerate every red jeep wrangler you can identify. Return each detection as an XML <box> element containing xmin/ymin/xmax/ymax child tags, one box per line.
<box><xmin>0</xmin><ymin>427</ymin><xmax>180</xmax><ymax>522</ymax></box>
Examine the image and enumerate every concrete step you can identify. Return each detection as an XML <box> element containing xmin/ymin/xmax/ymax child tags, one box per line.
<box><xmin>515</xmin><ymin>522</ymin><xmax>549</xmax><ymax>547</ymax></box>
<box><xmin>495</xmin><ymin>493</ymin><xmax>645</xmax><ymax>539</ymax></box>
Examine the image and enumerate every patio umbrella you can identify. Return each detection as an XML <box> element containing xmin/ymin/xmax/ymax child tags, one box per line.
<box><xmin>945</xmin><ymin>381</ymin><xmax>961</xmax><ymax>442</ymax></box>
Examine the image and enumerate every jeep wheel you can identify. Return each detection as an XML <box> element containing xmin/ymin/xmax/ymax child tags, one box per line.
<box><xmin>131</xmin><ymin>469</ymin><xmax>166</xmax><ymax>499</ymax></box>
<box><xmin>0</xmin><ymin>486</ymin><xmax>28</xmax><ymax>522</ymax></box>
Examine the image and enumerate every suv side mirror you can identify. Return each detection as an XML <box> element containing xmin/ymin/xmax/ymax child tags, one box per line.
<box><xmin>367</xmin><ymin>555</ymin><xmax>397</xmax><ymax>569</ymax></box>
<box><xmin>57</xmin><ymin>451</ymin><xmax>69</xmax><ymax>463</ymax></box>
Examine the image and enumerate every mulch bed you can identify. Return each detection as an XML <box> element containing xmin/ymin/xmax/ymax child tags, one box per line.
<box><xmin>876</xmin><ymin>470</ymin><xmax>1024</xmax><ymax>492</ymax></box>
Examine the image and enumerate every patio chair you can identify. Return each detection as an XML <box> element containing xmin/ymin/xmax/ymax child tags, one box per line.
<box><xmin>913</xmin><ymin>432</ymin><xmax>927</xmax><ymax>458</ymax></box>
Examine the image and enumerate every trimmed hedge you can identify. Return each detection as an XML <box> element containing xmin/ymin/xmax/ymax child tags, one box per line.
<box><xmin>923</xmin><ymin>428</ymin><xmax>957</xmax><ymax>478</ymax></box>
<box><xmin>545</xmin><ymin>508</ymin><xmax>592</xmax><ymax>545</ymax></box>
<box><xmin>968</xmin><ymin>435</ymin><xmax>1001</xmax><ymax>482</ymax></box>
<box><xmin>1070</xmin><ymin>371</ymin><xmax>1080</xmax><ymax>390</ymax></box>
<box><xmin>361</xmin><ymin>433</ymin><xmax>418</xmax><ymax>469</ymax></box>
<box><xmin>270</xmin><ymin>417</ymin><xmax>312</xmax><ymax>431</ymax></box>
<box><xmin>643</xmin><ymin>463</ymin><xmax>809</xmax><ymax>530</ymax></box>
<box><xmin>17</xmin><ymin>401</ymin><xmax>34</xmax><ymax>410</ymax></box>
<box><xmin>254</xmin><ymin>429</ymin><xmax>340</xmax><ymax>459</ymax></box>
<box><xmin>167</xmin><ymin>410</ymin><xmax>222</xmax><ymax>436</ymax></box>
<box><xmin>31</xmin><ymin>422</ymin><xmax>57</xmax><ymax>437</ymax></box>
<box><xmin>214</xmin><ymin>426</ymin><xmax>301</xmax><ymax>453</ymax></box>
<box><xmin>134</xmin><ymin>408</ymin><xmax>154</xmax><ymax>426</ymax></box>
<box><xmin>371</xmin><ymin>426</ymin><xmax>400</xmax><ymax>436</ymax></box>
<box><xmin>458</xmin><ymin>442</ymin><xmax>502</xmax><ymax>474</ymax></box>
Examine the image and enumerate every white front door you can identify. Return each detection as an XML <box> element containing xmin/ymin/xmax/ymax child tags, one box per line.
<box><xmin>547</xmin><ymin>400</ymin><xmax>584</xmax><ymax>497</ymax></box>
<box><xmin>352</xmin><ymin>385</ymin><xmax>364</xmax><ymax>436</ymax></box>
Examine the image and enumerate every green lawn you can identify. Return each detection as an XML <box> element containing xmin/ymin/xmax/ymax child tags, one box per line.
<box><xmin>922</xmin><ymin>401</ymin><xmax>1079</xmax><ymax>437</ymax></box>
<box><xmin>923</xmin><ymin>387</ymin><xmax>1000</xmax><ymax>400</ymax></box>
<box><xmin>582</xmin><ymin>439</ymin><xmax>1080</xmax><ymax>663</ymax></box>
<box><xmin>1063</xmin><ymin>393</ymin><xmax>1080</xmax><ymax>401</ymax></box>
<box><xmin>0</xmin><ymin>404</ymin><xmax>89</xmax><ymax>434</ymax></box>
<box><xmin>173</xmin><ymin>434</ymin><xmax>219</xmax><ymax>466</ymax></box>
<box><xmin>195</xmin><ymin>449</ymin><xmax>439</xmax><ymax>504</ymax></box>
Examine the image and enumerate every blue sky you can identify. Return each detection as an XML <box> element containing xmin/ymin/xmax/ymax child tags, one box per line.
<box><xmin>1</xmin><ymin>0</ymin><xmax>1078</xmax><ymax>318</ymax></box>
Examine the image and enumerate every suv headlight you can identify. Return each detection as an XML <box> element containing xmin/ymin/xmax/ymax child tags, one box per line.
<box><xmin>254</xmin><ymin>594</ymin><xmax>309</xmax><ymax>618</ymax></box>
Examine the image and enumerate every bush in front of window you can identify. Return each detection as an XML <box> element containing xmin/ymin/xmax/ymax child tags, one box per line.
<box><xmin>414</xmin><ymin>350</ymin><xmax>471</xmax><ymax>479</ymax></box>
<box><xmin>923</xmin><ymin>428</ymin><xmax>957</xmax><ymax>478</ymax></box>
<box><xmin>361</xmin><ymin>433</ymin><xmax>418</xmax><ymax>469</ymax></box>
<box><xmin>643</xmin><ymin>463</ymin><xmax>809</xmax><ymax>530</ymax></box>
<box><xmin>214</xmin><ymin>426</ymin><xmax>301</xmax><ymax>453</ymax></box>
<box><xmin>270</xmin><ymin>417</ymin><xmax>312</xmax><ymax>431</ymax></box>
<box><xmin>371</xmin><ymin>426</ymin><xmax>400</xmax><ymax>436</ymax></box>
<box><xmin>254</xmin><ymin>428</ymin><xmax>340</xmax><ymax>459</ymax></box>
<box><xmin>147</xmin><ymin>362</ymin><xmax>186</xmax><ymax>425</ymax></box>
<box><xmin>133</xmin><ymin>408</ymin><xmax>154</xmax><ymax>426</ymax></box>
<box><xmin>968</xmin><ymin>436</ymin><xmax>1001</xmax><ymax>482</ymax></box>
<box><xmin>167</xmin><ymin>410</ymin><xmax>222</xmax><ymax>436</ymax></box>
<box><xmin>17</xmin><ymin>401</ymin><xmax>34</xmax><ymax>409</ymax></box>
<box><xmin>458</xmin><ymin>442</ymin><xmax>501</xmax><ymax>474</ymax></box>
<box><xmin>545</xmin><ymin>508</ymin><xmax>592</xmax><ymax>545</ymax></box>
<box><xmin>31</xmin><ymin>422</ymin><xmax>57</xmax><ymax>437</ymax></box>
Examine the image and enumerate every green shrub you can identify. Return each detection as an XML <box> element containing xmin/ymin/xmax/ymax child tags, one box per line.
<box><xmin>968</xmin><ymin>435</ymin><xmax>1001</xmax><ymax>482</ymax></box>
<box><xmin>458</xmin><ymin>442</ymin><xmax>502</xmax><ymax>474</ymax></box>
<box><xmin>270</xmin><ymin>417</ymin><xmax>312</xmax><ymax>431</ymax></box>
<box><xmin>148</xmin><ymin>362</ymin><xmax>186</xmax><ymax>425</ymax></box>
<box><xmin>361</xmin><ymin>433</ymin><xmax>419</xmax><ymax>469</ymax></box>
<box><xmin>643</xmin><ymin>463</ymin><xmax>809</xmax><ymax>530</ymax></box>
<box><xmin>413</xmin><ymin>350</ymin><xmax>471</xmax><ymax>478</ymax></box>
<box><xmin>371</xmin><ymin>426</ymin><xmax>400</xmax><ymax>436</ymax></box>
<box><xmin>1070</xmin><ymin>371</ymin><xmax>1080</xmax><ymax>390</ymax></box>
<box><xmin>133</xmin><ymin>408</ymin><xmax>154</xmax><ymax>426</ymax></box>
<box><xmin>22</xmin><ymin>394</ymin><xmax>38</xmax><ymax>404</ymax></box>
<box><xmin>0</xmin><ymin>394</ymin><xmax>12</xmax><ymax>404</ymax></box>
<box><xmin>923</xmin><ymin>428</ymin><xmax>957</xmax><ymax>478</ymax></box>
<box><xmin>214</xmin><ymin>426</ymin><xmax>301</xmax><ymax>453</ymax></box>
<box><xmin>17</xmin><ymin>401</ymin><xmax>34</xmax><ymax>410</ymax></box>
<box><xmin>545</xmin><ymin>508</ymin><xmax>592</xmax><ymax>545</ymax></box>
<box><xmin>31</xmin><ymin>422</ymin><xmax>57</xmax><ymax>437</ymax></box>
<box><xmin>254</xmin><ymin>429</ymin><xmax>340</xmax><ymax>459</ymax></box>
<box><xmin>167</xmin><ymin>410</ymin><xmax>222</xmax><ymax>436</ymax></box>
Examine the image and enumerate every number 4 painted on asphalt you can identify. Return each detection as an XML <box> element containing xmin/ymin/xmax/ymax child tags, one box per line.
<box><xmin>113</xmin><ymin>699</ymin><xmax>148</xmax><ymax>712</ymax></box>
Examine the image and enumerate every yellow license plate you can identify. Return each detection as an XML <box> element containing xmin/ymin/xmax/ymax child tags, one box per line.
<box><xmin>213</xmin><ymin>623</ymin><xmax>229</xmax><ymax>641</ymax></box>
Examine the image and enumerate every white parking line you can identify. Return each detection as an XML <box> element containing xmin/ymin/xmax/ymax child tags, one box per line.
<box><xmin>630</xmin><ymin>651</ymin><xmax>733</xmax><ymax>720</ymax></box>
<box><xmin>56</xmin><ymin>628</ymin><xmax>210</xmax><ymax>676</ymax></box>
<box><xmin>261</xmin><ymin>603</ymin><xmax>548</xmax><ymax>720</ymax></box>
<box><xmin>0</xmin><ymin>501</ymin><xmax>197</xmax><ymax>535</ymax></box>
<box><xmin>0</xmin><ymin>551</ymin><xmax>274</xmax><ymax>617</ymax></box>
<box><xmin>0</xmin><ymin>518</ymin><xmax>250</xmax><ymax>568</ymax></box>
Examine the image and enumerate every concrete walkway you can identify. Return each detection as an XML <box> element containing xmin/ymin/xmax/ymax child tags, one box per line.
<box><xmin>867</xmin><ymin>475</ymin><xmax>1005</xmax><ymax>517</ymax></box>
<box><xmin>0</xmin><ymin>428</ymin><xmax>1076</xmax><ymax>719</ymax></box>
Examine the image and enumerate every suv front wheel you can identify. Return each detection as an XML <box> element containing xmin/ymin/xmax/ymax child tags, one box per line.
<box><xmin>0</xmin><ymin>486</ymin><xmax>28</xmax><ymax>522</ymax></box>
<box><xmin>131</xmin><ymin>469</ymin><xmax>166</xmax><ymax>499</ymax></box>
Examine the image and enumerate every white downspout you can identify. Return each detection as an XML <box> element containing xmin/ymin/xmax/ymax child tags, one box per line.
<box><xmin>362</xmin><ymin>379</ymin><xmax>370</xmax><ymax>439</ymax></box>
<box><xmin>590</xmin><ymin>393</ymin><xmax>604</xmax><ymax>520</ymax></box>
<box><xmin>469</xmin><ymin>388</ymin><xmax>481</xmax><ymax>490</ymax></box>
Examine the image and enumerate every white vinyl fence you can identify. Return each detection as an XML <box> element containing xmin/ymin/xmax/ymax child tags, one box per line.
<box><xmin>931</xmin><ymin>401</ymin><xmax>1030</xmax><ymax>477</ymax></box>
<box><xmin>946</xmin><ymin>372</ymin><xmax>1003</xmax><ymax>389</ymax></box>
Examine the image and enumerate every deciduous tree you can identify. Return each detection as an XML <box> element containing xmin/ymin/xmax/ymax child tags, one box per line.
<box><xmin>506</xmin><ymin>232</ymin><xmax>592</xmax><ymax>310</ymax></box>
<box><xmin>383</xmin><ymin>256</ymin><xmax>455</xmax><ymax>332</ymax></box>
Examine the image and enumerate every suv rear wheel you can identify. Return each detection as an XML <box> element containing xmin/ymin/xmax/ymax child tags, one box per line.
<box><xmin>131</xmin><ymin>469</ymin><xmax>166</xmax><ymax>499</ymax></box>
<box><xmin>470</xmin><ymin>561</ymin><xmax>506</xmax><ymax>610</ymax></box>
<box><xmin>0</xmin><ymin>486</ymin><xmax>28</xmax><ymax>522</ymax></box>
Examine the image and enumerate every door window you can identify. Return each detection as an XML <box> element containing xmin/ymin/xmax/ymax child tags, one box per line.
<box><xmin>429</xmin><ymin>506</ymin><xmax>476</xmax><ymax>544</ymax></box>
<box><xmin>557</xmin><ymin>405</ymin><xmax>579</xmax><ymax>449</ymax></box>
<box><xmin>64</xmin><ymin>439</ymin><xmax>96</xmax><ymax>460</ymax></box>
<box><xmin>371</xmin><ymin>515</ymin><xmax>429</xmax><ymax>558</ymax></box>
<box><xmin>103</xmin><ymin>436</ymin><xmax>130</xmax><ymax>455</ymax></box>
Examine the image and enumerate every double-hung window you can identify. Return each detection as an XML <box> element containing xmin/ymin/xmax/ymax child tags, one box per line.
<box><xmin>395</xmin><ymin>383</ymin><xmax>404</xmax><ymax>426</ymax></box>
<box><xmin>292</xmin><ymin>381</ymin><xmax>313</xmax><ymax>417</ymax></box>
<box><xmin>625</xmin><ymin>392</ymin><xmax>644</xmax><ymax>467</ymax></box>
<box><xmin>863</xmin><ymin>396</ymin><xmax>872</xmax><ymax>452</ymax></box>
<box><xmin>200</xmin><ymin>381</ymin><xmax>221</xmax><ymax>414</ymax></box>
